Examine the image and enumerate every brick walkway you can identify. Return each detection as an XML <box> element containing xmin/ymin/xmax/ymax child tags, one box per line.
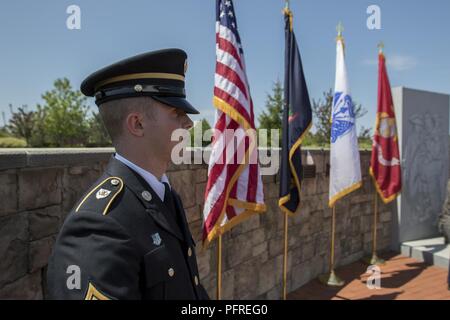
<box><xmin>288</xmin><ymin>253</ymin><xmax>450</xmax><ymax>300</ymax></box>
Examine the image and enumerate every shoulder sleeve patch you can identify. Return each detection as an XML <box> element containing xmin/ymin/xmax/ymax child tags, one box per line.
<box><xmin>75</xmin><ymin>177</ymin><xmax>124</xmax><ymax>216</ymax></box>
<box><xmin>84</xmin><ymin>282</ymin><xmax>112</xmax><ymax>300</ymax></box>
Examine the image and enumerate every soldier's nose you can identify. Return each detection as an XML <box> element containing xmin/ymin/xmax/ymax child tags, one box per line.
<box><xmin>183</xmin><ymin>115</ymin><xmax>193</xmax><ymax>130</ymax></box>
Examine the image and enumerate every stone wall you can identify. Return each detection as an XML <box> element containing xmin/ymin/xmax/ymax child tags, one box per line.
<box><xmin>0</xmin><ymin>148</ymin><xmax>394</xmax><ymax>300</ymax></box>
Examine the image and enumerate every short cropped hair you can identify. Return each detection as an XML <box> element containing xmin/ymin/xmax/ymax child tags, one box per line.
<box><xmin>98</xmin><ymin>96</ymin><xmax>155</xmax><ymax>144</ymax></box>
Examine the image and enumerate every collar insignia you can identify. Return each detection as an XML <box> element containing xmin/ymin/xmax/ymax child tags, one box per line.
<box><xmin>151</xmin><ymin>232</ymin><xmax>162</xmax><ymax>246</ymax></box>
<box><xmin>96</xmin><ymin>188</ymin><xmax>111</xmax><ymax>199</ymax></box>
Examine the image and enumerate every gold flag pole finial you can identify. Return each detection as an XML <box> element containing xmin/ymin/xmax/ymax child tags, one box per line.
<box><xmin>336</xmin><ymin>22</ymin><xmax>344</xmax><ymax>40</ymax></box>
<box><xmin>378</xmin><ymin>42</ymin><xmax>385</xmax><ymax>54</ymax></box>
<box><xmin>283</xmin><ymin>0</ymin><xmax>293</xmax><ymax>32</ymax></box>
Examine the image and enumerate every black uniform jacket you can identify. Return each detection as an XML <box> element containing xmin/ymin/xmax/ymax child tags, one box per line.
<box><xmin>47</xmin><ymin>156</ymin><xmax>210</xmax><ymax>300</ymax></box>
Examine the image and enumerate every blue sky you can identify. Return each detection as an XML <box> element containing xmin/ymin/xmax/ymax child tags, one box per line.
<box><xmin>1</xmin><ymin>0</ymin><xmax>449</xmax><ymax>134</ymax></box>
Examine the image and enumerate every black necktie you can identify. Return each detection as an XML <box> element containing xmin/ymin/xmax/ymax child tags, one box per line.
<box><xmin>163</xmin><ymin>182</ymin><xmax>183</xmax><ymax>232</ymax></box>
<box><xmin>163</xmin><ymin>182</ymin><xmax>174</xmax><ymax>210</ymax></box>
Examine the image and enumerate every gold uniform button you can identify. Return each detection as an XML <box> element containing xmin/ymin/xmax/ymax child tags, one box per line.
<box><xmin>187</xmin><ymin>247</ymin><xmax>192</xmax><ymax>257</ymax></box>
<box><xmin>168</xmin><ymin>268</ymin><xmax>175</xmax><ymax>277</ymax></box>
<box><xmin>194</xmin><ymin>275</ymin><xmax>199</xmax><ymax>286</ymax></box>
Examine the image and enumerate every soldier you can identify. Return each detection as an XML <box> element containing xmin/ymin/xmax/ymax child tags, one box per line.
<box><xmin>47</xmin><ymin>49</ymin><xmax>210</xmax><ymax>300</ymax></box>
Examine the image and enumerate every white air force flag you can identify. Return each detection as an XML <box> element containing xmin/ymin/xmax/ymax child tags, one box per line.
<box><xmin>329</xmin><ymin>37</ymin><xmax>362</xmax><ymax>208</ymax></box>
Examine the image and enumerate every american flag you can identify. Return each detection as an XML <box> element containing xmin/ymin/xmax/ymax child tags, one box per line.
<box><xmin>202</xmin><ymin>0</ymin><xmax>266</xmax><ymax>246</ymax></box>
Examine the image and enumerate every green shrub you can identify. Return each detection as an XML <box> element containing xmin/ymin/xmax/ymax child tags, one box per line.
<box><xmin>0</xmin><ymin>129</ymin><xmax>11</xmax><ymax>138</ymax></box>
<box><xmin>0</xmin><ymin>137</ymin><xmax>27</xmax><ymax>148</ymax></box>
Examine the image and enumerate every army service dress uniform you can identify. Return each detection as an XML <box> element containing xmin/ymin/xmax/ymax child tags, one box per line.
<box><xmin>47</xmin><ymin>49</ymin><xmax>209</xmax><ymax>300</ymax></box>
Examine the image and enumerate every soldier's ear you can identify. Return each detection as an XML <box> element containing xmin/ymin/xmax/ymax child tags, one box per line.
<box><xmin>125</xmin><ymin>112</ymin><xmax>145</xmax><ymax>137</ymax></box>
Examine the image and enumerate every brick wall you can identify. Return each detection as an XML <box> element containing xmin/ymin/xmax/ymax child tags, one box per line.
<box><xmin>0</xmin><ymin>148</ymin><xmax>394</xmax><ymax>299</ymax></box>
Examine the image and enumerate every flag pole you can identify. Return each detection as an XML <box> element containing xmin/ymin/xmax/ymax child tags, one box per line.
<box><xmin>318</xmin><ymin>22</ymin><xmax>346</xmax><ymax>287</ymax></box>
<box><xmin>282</xmin><ymin>210</ymin><xmax>288</xmax><ymax>300</ymax></box>
<box><xmin>216</xmin><ymin>234</ymin><xmax>222</xmax><ymax>300</ymax></box>
<box><xmin>371</xmin><ymin>192</ymin><xmax>385</xmax><ymax>264</ymax></box>
<box><xmin>282</xmin><ymin>0</ymin><xmax>290</xmax><ymax>301</ymax></box>
<box><xmin>362</xmin><ymin>42</ymin><xmax>386</xmax><ymax>266</ymax></box>
<box><xmin>363</xmin><ymin>188</ymin><xmax>385</xmax><ymax>265</ymax></box>
<box><xmin>371</xmin><ymin>41</ymin><xmax>386</xmax><ymax>266</ymax></box>
<box><xmin>280</xmin><ymin>0</ymin><xmax>313</xmax><ymax>297</ymax></box>
<box><xmin>319</xmin><ymin>204</ymin><xmax>345</xmax><ymax>286</ymax></box>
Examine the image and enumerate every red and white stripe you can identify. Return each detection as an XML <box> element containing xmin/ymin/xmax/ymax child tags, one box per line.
<box><xmin>202</xmin><ymin>18</ymin><xmax>265</xmax><ymax>245</ymax></box>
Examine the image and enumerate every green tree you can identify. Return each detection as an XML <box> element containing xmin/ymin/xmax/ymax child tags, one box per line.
<box><xmin>190</xmin><ymin>118</ymin><xmax>212</xmax><ymax>147</ymax></box>
<box><xmin>312</xmin><ymin>89</ymin><xmax>369</xmax><ymax>146</ymax></box>
<box><xmin>258</xmin><ymin>80</ymin><xmax>283</xmax><ymax>146</ymax></box>
<box><xmin>6</xmin><ymin>104</ymin><xmax>36</xmax><ymax>145</ymax></box>
<box><xmin>87</xmin><ymin>112</ymin><xmax>112</xmax><ymax>147</ymax></box>
<box><xmin>0</xmin><ymin>128</ymin><xmax>9</xmax><ymax>138</ymax></box>
<box><xmin>302</xmin><ymin>132</ymin><xmax>323</xmax><ymax>147</ymax></box>
<box><xmin>39</xmin><ymin>78</ymin><xmax>90</xmax><ymax>147</ymax></box>
<box><xmin>28</xmin><ymin>105</ymin><xmax>49</xmax><ymax>147</ymax></box>
<box><xmin>357</xmin><ymin>126</ymin><xmax>373</xmax><ymax>149</ymax></box>
<box><xmin>5</xmin><ymin>104</ymin><xmax>50</xmax><ymax>147</ymax></box>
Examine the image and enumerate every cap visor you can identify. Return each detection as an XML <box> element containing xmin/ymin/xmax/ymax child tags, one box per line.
<box><xmin>151</xmin><ymin>96</ymin><xmax>200</xmax><ymax>114</ymax></box>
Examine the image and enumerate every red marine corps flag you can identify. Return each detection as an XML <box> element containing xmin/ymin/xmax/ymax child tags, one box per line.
<box><xmin>369</xmin><ymin>46</ymin><xmax>402</xmax><ymax>203</ymax></box>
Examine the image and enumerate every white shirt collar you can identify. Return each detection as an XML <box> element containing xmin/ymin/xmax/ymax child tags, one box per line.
<box><xmin>114</xmin><ymin>153</ymin><xmax>170</xmax><ymax>201</ymax></box>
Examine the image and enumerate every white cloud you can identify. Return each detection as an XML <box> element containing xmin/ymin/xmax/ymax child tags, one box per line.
<box><xmin>363</xmin><ymin>58</ymin><xmax>377</xmax><ymax>66</ymax></box>
<box><xmin>388</xmin><ymin>55</ymin><xmax>418</xmax><ymax>71</ymax></box>
<box><xmin>363</xmin><ymin>54</ymin><xmax>418</xmax><ymax>71</ymax></box>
